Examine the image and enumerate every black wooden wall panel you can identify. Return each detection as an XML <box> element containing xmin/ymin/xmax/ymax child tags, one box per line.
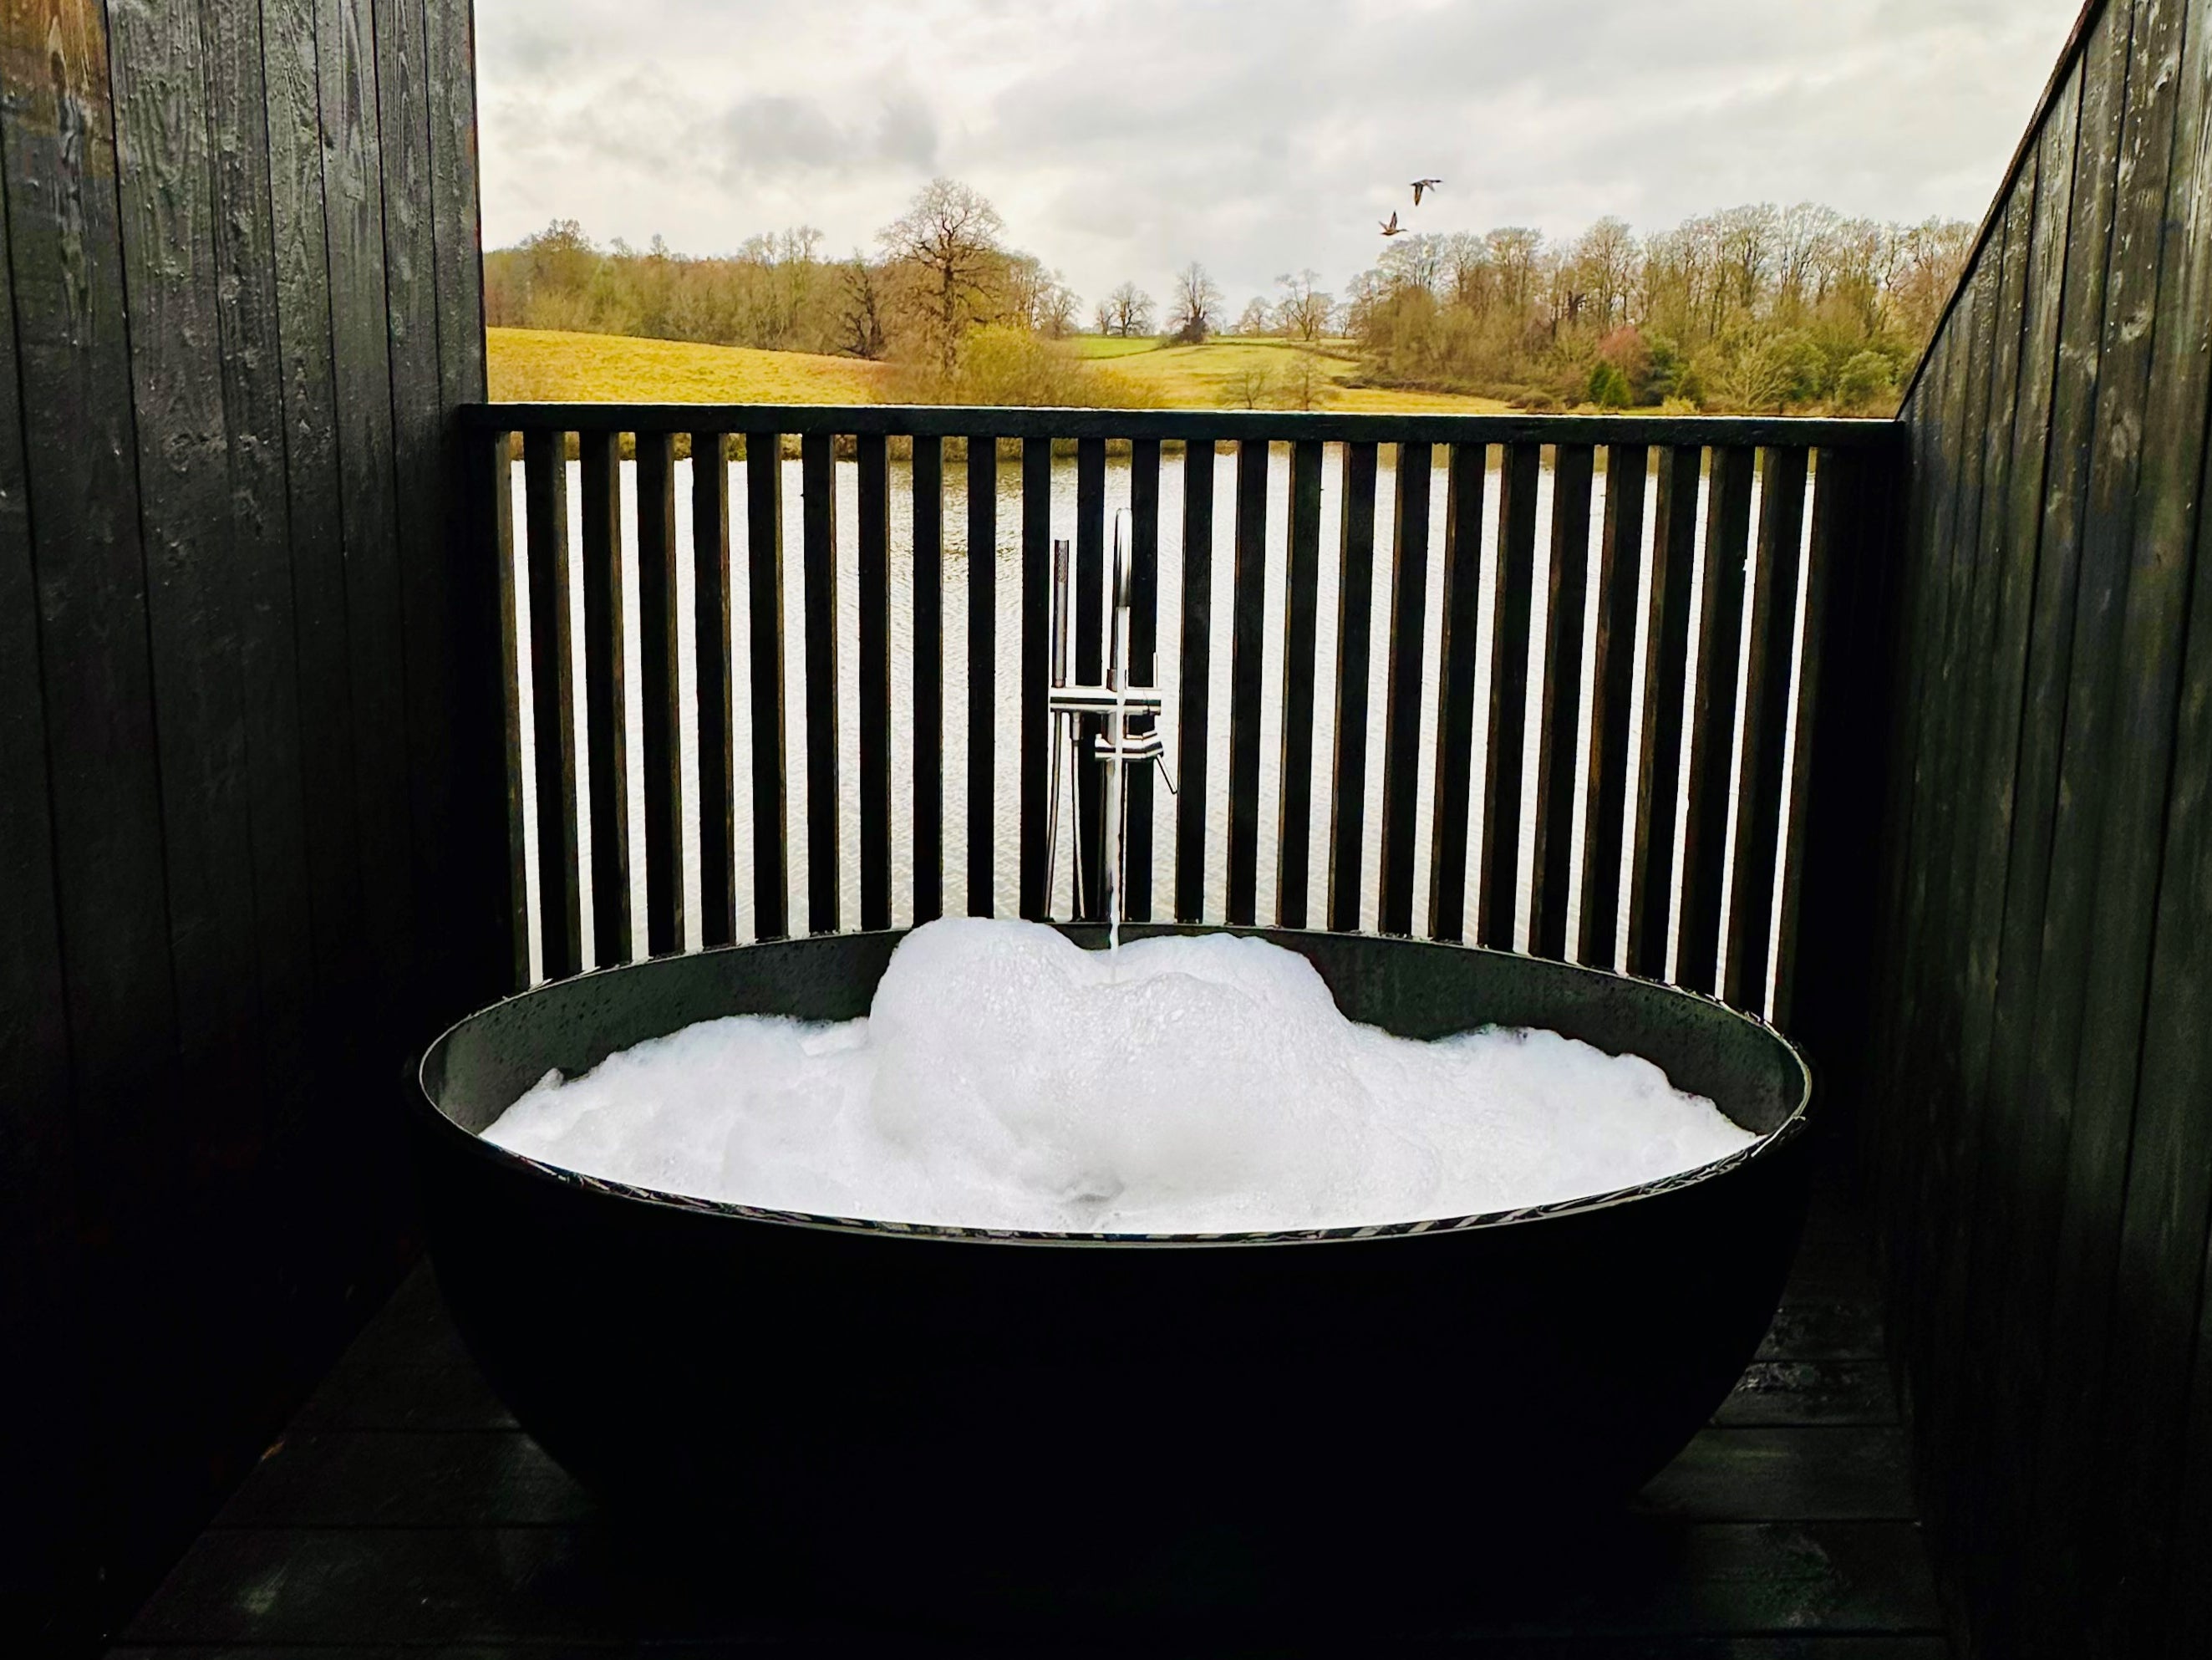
<box><xmin>1875</xmin><ymin>3</ymin><xmax>2212</xmax><ymax>1655</ymax></box>
<box><xmin>0</xmin><ymin>0</ymin><xmax>494</xmax><ymax>1650</ymax></box>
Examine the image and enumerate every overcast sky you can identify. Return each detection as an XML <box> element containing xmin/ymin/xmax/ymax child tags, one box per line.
<box><xmin>475</xmin><ymin>0</ymin><xmax>2083</xmax><ymax>310</ymax></box>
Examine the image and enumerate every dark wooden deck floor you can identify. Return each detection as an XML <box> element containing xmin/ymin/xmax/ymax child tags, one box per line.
<box><xmin>112</xmin><ymin>1170</ymin><xmax>1945</xmax><ymax>1657</ymax></box>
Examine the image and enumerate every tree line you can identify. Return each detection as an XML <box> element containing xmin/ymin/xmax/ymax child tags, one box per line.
<box><xmin>484</xmin><ymin>180</ymin><xmax>1972</xmax><ymax>413</ymax></box>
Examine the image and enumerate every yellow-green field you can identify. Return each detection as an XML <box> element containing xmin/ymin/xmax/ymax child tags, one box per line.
<box><xmin>488</xmin><ymin>327</ymin><xmax>888</xmax><ymax>404</ymax></box>
<box><xmin>1077</xmin><ymin>335</ymin><xmax>1511</xmax><ymax>414</ymax></box>
<box><xmin>487</xmin><ymin>324</ymin><xmax>1511</xmax><ymax>414</ymax></box>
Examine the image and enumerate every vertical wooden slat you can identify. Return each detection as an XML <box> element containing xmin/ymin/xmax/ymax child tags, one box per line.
<box><xmin>1275</xmin><ymin>438</ymin><xmax>1324</xmax><ymax>928</ymax></box>
<box><xmin>195</xmin><ymin>0</ymin><xmax>316</xmax><ymax>1102</ymax></box>
<box><xmin>1674</xmin><ymin>443</ymin><xmax>1756</xmax><ymax>995</ymax></box>
<box><xmin>1377</xmin><ymin>441</ymin><xmax>1433</xmax><ymax>935</ymax></box>
<box><xmin>856</xmin><ymin>431</ymin><xmax>891</xmax><ymax>931</ymax></box>
<box><xmin>521</xmin><ymin>428</ymin><xmax>579</xmax><ymax>979</ymax></box>
<box><xmin>1428</xmin><ymin>442</ymin><xmax>1487</xmax><ymax>942</ymax></box>
<box><xmin>691</xmin><ymin>431</ymin><xmax>735</xmax><ymax>948</ymax></box>
<box><xmin>1531</xmin><ymin>442</ymin><xmax>1596</xmax><ymax>959</ymax></box>
<box><xmin>318</xmin><ymin>0</ymin><xmax>414</xmax><ymax>1021</ymax></box>
<box><xmin>110</xmin><ymin>0</ymin><xmax>264</xmax><ymax>1190</ymax></box>
<box><xmin>264</xmin><ymin>0</ymin><xmax>366</xmax><ymax>1029</ymax></box>
<box><xmin>1722</xmin><ymin>446</ymin><xmax>1811</xmax><ymax>1008</ymax></box>
<box><xmin>1226</xmin><ymin>437</ymin><xmax>1269</xmax><ymax>925</ymax></box>
<box><xmin>1328</xmin><ymin>440</ymin><xmax>1380</xmax><ymax>931</ymax></box>
<box><xmin>1967</xmin><ymin>29</ymin><xmax>2128</xmax><ymax>1657</ymax></box>
<box><xmin>1579</xmin><ymin>445</ymin><xmax>1650</xmax><ymax>965</ymax></box>
<box><xmin>912</xmin><ymin>435</ymin><xmax>944</xmax><ymax>923</ymax></box>
<box><xmin>1946</xmin><ymin>103</ymin><xmax>2076</xmax><ymax>1633</ymax></box>
<box><xmin>577</xmin><ymin>430</ymin><xmax>630</xmax><ymax>965</ymax></box>
<box><xmin>2037</xmin><ymin>0</ymin><xmax>2209</xmax><ymax>1646</ymax></box>
<box><xmin>635</xmin><ymin>431</ymin><xmax>683</xmax><ymax>955</ymax></box>
<box><xmin>1019</xmin><ymin>439</ymin><xmax>1052</xmax><ymax>919</ymax></box>
<box><xmin>1075</xmin><ymin>437</ymin><xmax>1107</xmax><ymax>919</ymax></box>
<box><xmin>1124</xmin><ymin>436</ymin><xmax>1162</xmax><ymax>921</ymax></box>
<box><xmin>742</xmin><ymin>430</ymin><xmax>788</xmax><ymax>939</ymax></box>
<box><xmin>965</xmin><ymin>438</ymin><xmax>997</xmax><ymax>916</ymax></box>
<box><xmin>801</xmin><ymin>430</ymin><xmax>840</xmax><ymax>934</ymax></box>
<box><xmin>1629</xmin><ymin>445</ymin><xmax>1706</xmax><ymax>979</ymax></box>
<box><xmin>1175</xmin><ymin>440</ymin><xmax>1216</xmax><ymax>921</ymax></box>
<box><xmin>486</xmin><ymin>433</ymin><xmax>528</xmax><ymax>988</ymax></box>
<box><xmin>1479</xmin><ymin>440</ymin><xmax>1542</xmax><ymax>950</ymax></box>
<box><xmin>1774</xmin><ymin>450</ymin><xmax>1859</xmax><ymax>1031</ymax></box>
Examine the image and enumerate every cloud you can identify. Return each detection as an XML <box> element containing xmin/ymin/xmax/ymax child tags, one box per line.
<box><xmin>473</xmin><ymin>0</ymin><xmax>2084</xmax><ymax>308</ymax></box>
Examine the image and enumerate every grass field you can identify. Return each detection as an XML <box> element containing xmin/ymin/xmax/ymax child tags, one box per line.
<box><xmin>488</xmin><ymin>324</ymin><xmax>1510</xmax><ymax>414</ymax></box>
<box><xmin>488</xmin><ymin>327</ymin><xmax>888</xmax><ymax>404</ymax></box>
<box><xmin>1077</xmin><ymin>335</ymin><xmax>1512</xmax><ymax>415</ymax></box>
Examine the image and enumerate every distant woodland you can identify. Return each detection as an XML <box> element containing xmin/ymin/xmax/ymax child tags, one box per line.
<box><xmin>483</xmin><ymin>179</ymin><xmax>1974</xmax><ymax>415</ymax></box>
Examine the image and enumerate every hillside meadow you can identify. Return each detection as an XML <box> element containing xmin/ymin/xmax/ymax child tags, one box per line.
<box><xmin>489</xmin><ymin>326</ymin><xmax>1513</xmax><ymax>415</ymax></box>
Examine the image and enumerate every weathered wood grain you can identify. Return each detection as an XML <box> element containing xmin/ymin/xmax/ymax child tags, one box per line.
<box><xmin>1377</xmin><ymin>441</ymin><xmax>1432</xmax><ymax>936</ymax></box>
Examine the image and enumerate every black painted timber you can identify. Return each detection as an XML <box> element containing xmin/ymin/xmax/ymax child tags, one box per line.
<box><xmin>1124</xmin><ymin>437</ymin><xmax>1162</xmax><ymax>921</ymax></box>
<box><xmin>578</xmin><ymin>430</ymin><xmax>630</xmax><ymax>965</ymax></box>
<box><xmin>1428</xmin><ymin>442</ymin><xmax>1487</xmax><ymax>942</ymax></box>
<box><xmin>1580</xmin><ymin>446</ymin><xmax>1650</xmax><ymax>965</ymax></box>
<box><xmin>1676</xmin><ymin>446</ymin><xmax>1755</xmax><ymax>996</ymax></box>
<box><xmin>691</xmin><ymin>433</ymin><xmax>735</xmax><ymax>949</ymax></box>
<box><xmin>634</xmin><ymin>431</ymin><xmax>683</xmax><ymax>956</ymax></box>
<box><xmin>1630</xmin><ymin>445</ymin><xmax>1706</xmax><ymax>980</ymax></box>
<box><xmin>1480</xmin><ymin>442</ymin><xmax>1542</xmax><ymax>950</ymax></box>
<box><xmin>856</xmin><ymin>432</ymin><xmax>892</xmax><ymax>931</ymax></box>
<box><xmin>965</xmin><ymin>438</ymin><xmax>997</xmax><ymax>917</ymax></box>
<box><xmin>521</xmin><ymin>430</ymin><xmax>580</xmax><ymax>979</ymax></box>
<box><xmin>911</xmin><ymin>435</ymin><xmax>944</xmax><ymax>922</ymax></box>
<box><xmin>1377</xmin><ymin>441</ymin><xmax>1432</xmax><ymax>935</ymax></box>
<box><xmin>1227</xmin><ymin>438</ymin><xmax>1269</xmax><ymax>924</ymax></box>
<box><xmin>1075</xmin><ymin>438</ymin><xmax>1107</xmax><ymax>919</ymax></box>
<box><xmin>1020</xmin><ymin>440</ymin><xmax>1052</xmax><ymax>919</ymax></box>
<box><xmin>1533</xmin><ymin>442</ymin><xmax>1595</xmax><ymax>960</ymax></box>
<box><xmin>1724</xmin><ymin>446</ymin><xmax>1810</xmax><ymax>1011</ymax></box>
<box><xmin>0</xmin><ymin>4</ymin><xmax>496</xmax><ymax>1646</ymax></box>
<box><xmin>1868</xmin><ymin>3</ymin><xmax>2212</xmax><ymax>1655</ymax></box>
<box><xmin>1275</xmin><ymin>438</ymin><xmax>1324</xmax><ymax>928</ymax></box>
<box><xmin>742</xmin><ymin>429</ymin><xmax>790</xmax><ymax>939</ymax></box>
<box><xmin>467</xmin><ymin>403</ymin><xmax>1899</xmax><ymax>450</ymax></box>
<box><xmin>1328</xmin><ymin>440</ymin><xmax>1380</xmax><ymax>931</ymax></box>
<box><xmin>800</xmin><ymin>431</ymin><xmax>840</xmax><ymax>934</ymax></box>
<box><xmin>1175</xmin><ymin>440</ymin><xmax>1216</xmax><ymax>921</ymax></box>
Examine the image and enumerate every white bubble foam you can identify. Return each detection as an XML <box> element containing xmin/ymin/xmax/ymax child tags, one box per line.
<box><xmin>483</xmin><ymin>919</ymin><xmax>1762</xmax><ymax>1232</ymax></box>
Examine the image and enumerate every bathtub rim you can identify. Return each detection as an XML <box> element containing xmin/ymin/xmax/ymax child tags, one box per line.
<box><xmin>409</xmin><ymin>924</ymin><xmax>1813</xmax><ymax>1250</ymax></box>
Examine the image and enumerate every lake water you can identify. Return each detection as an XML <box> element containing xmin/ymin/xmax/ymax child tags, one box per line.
<box><xmin>506</xmin><ymin>446</ymin><xmax>1810</xmax><ymax>1016</ymax></box>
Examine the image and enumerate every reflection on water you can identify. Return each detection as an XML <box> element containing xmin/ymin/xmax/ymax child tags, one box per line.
<box><xmin>508</xmin><ymin>445</ymin><xmax>1809</xmax><ymax>1015</ymax></box>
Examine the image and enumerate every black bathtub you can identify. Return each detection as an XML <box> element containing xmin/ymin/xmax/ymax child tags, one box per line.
<box><xmin>409</xmin><ymin>924</ymin><xmax>1814</xmax><ymax>1622</ymax></box>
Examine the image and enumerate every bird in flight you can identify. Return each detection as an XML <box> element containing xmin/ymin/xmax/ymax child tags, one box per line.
<box><xmin>1381</xmin><ymin>211</ymin><xmax>1406</xmax><ymax>236</ymax></box>
<box><xmin>1411</xmin><ymin>178</ymin><xmax>1443</xmax><ymax>205</ymax></box>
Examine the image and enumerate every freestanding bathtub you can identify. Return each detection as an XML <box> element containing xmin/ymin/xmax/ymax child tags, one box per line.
<box><xmin>408</xmin><ymin>924</ymin><xmax>1814</xmax><ymax>1622</ymax></box>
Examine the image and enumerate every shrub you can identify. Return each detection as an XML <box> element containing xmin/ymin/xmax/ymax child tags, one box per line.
<box><xmin>881</xmin><ymin>324</ymin><xmax>1134</xmax><ymax>408</ymax></box>
<box><xmin>1586</xmin><ymin>361</ymin><xmax>1634</xmax><ymax>410</ymax></box>
<box><xmin>1835</xmin><ymin>349</ymin><xmax>1898</xmax><ymax>410</ymax></box>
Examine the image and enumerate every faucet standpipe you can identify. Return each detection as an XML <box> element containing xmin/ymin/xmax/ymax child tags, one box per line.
<box><xmin>1045</xmin><ymin>512</ymin><xmax>1163</xmax><ymax>924</ymax></box>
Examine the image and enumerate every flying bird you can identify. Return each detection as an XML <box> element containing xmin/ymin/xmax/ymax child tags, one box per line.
<box><xmin>1380</xmin><ymin>211</ymin><xmax>1406</xmax><ymax>236</ymax></box>
<box><xmin>1411</xmin><ymin>178</ymin><xmax>1442</xmax><ymax>205</ymax></box>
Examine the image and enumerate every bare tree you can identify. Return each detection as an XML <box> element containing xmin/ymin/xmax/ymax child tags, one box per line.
<box><xmin>1485</xmin><ymin>227</ymin><xmax>1543</xmax><ymax>318</ymax></box>
<box><xmin>1103</xmin><ymin>280</ymin><xmax>1155</xmax><ymax>338</ymax></box>
<box><xmin>1233</xmin><ymin>296</ymin><xmax>1274</xmax><ymax>336</ymax></box>
<box><xmin>1274</xmin><ymin>269</ymin><xmax>1332</xmax><ymax>342</ymax></box>
<box><xmin>1574</xmin><ymin>216</ymin><xmax>1638</xmax><ymax>330</ymax></box>
<box><xmin>1165</xmin><ymin>261</ymin><xmax>1223</xmax><ymax>344</ymax></box>
<box><xmin>1221</xmin><ymin>359</ymin><xmax>1279</xmax><ymax>409</ymax></box>
<box><xmin>838</xmin><ymin>253</ymin><xmax>886</xmax><ymax>359</ymax></box>
<box><xmin>1284</xmin><ymin>348</ymin><xmax>1332</xmax><ymax>411</ymax></box>
<box><xmin>877</xmin><ymin>178</ymin><xmax>1005</xmax><ymax>372</ymax></box>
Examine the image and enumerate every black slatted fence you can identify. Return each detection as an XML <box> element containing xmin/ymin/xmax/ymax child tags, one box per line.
<box><xmin>464</xmin><ymin>405</ymin><xmax>1898</xmax><ymax>1031</ymax></box>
